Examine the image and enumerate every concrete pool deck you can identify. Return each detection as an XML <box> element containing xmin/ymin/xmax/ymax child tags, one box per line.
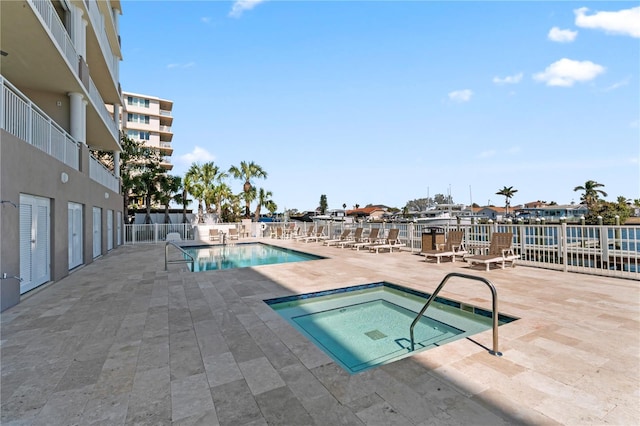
<box><xmin>1</xmin><ymin>238</ymin><xmax>638</xmax><ymax>425</ymax></box>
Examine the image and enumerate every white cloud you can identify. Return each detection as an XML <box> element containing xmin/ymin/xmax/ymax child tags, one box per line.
<box><xmin>548</xmin><ymin>27</ymin><xmax>578</xmax><ymax>42</ymax></box>
<box><xmin>574</xmin><ymin>6</ymin><xmax>640</xmax><ymax>38</ymax></box>
<box><xmin>167</xmin><ymin>62</ymin><xmax>196</xmax><ymax>69</ymax></box>
<box><xmin>448</xmin><ymin>89</ymin><xmax>473</xmax><ymax>102</ymax></box>
<box><xmin>201</xmin><ymin>17</ymin><xmax>211</xmax><ymax>24</ymax></box>
<box><xmin>229</xmin><ymin>0</ymin><xmax>266</xmax><ymax>18</ymax></box>
<box><xmin>479</xmin><ymin>150</ymin><xmax>496</xmax><ymax>159</ymax></box>
<box><xmin>533</xmin><ymin>58</ymin><xmax>605</xmax><ymax>87</ymax></box>
<box><xmin>602</xmin><ymin>77</ymin><xmax>630</xmax><ymax>92</ymax></box>
<box><xmin>493</xmin><ymin>72</ymin><xmax>523</xmax><ymax>85</ymax></box>
<box><xmin>179</xmin><ymin>146</ymin><xmax>216</xmax><ymax>165</ymax></box>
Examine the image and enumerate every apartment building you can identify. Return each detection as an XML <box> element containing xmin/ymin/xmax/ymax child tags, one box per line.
<box><xmin>122</xmin><ymin>91</ymin><xmax>174</xmax><ymax>170</ymax></box>
<box><xmin>0</xmin><ymin>0</ymin><xmax>124</xmax><ymax>311</ymax></box>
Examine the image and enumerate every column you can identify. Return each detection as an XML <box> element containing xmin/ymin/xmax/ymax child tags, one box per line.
<box><xmin>113</xmin><ymin>104</ymin><xmax>121</xmax><ymax>177</ymax></box>
<box><xmin>68</xmin><ymin>92</ymin><xmax>85</xmax><ymax>144</ymax></box>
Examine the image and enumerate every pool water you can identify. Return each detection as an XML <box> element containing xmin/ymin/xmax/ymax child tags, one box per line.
<box><xmin>266</xmin><ymin>283</ymin><xmax>517</xmax><ymax>374</ymax></box>
<box><xmin>183</xmin><ymin>243</ymin><xmax>324</xmax><ymax>271</ymax></box>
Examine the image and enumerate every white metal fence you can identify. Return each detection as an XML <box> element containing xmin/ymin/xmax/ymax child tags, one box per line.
<box><xmin>89</xmin><ymin>155</ymin><xmax>120</xmax><ymax>193</ymax></box>
<box><xmin>124</xmin><ymin>220</ymin><xmax>639</xmax><ymax>280</ymax></box>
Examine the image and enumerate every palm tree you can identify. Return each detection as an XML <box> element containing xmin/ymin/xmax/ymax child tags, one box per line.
<box><xmin>136</xmin><ymin>160</ymin><xmax>163</xmax><ymax>224</ymax></box>
<box><xmin>200</xmin><ymin>162</ymin><xmax>228</xmax><ymax>216</ymax></box>
<box><xmin>574</xmin><ymin>180</ymin><xmax>607</xmax><ymax>207</ymax></box>
<box><xmin>496</xmin><ymin>186</ymin><xmax>518</xmax><ymax>217</ymax></box>
<box><xmin>157</xmin><ymin>175</ymin><xmax>182</xmax><ymax>224</ymax></box>
<box><xmin>212</xmin><ymin>182</ymin><xmax>233</xmax><ymax>220</ymax></box>
<box><xmin>185</xmin><ymin>164</ymin><xmax>205</xmax><ymax>223</ymax></box>
<box><xmin>228</xmin><ymin>161</ymin><xmax>268</xmax><ymax>218</ymax></box>
<box><xmin>254</xmin><ymin>188</ymin><xmax>274</xmax><ymax>221</ymax></box>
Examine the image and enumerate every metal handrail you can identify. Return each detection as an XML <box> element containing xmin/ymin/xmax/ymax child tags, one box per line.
<box><xmin>165</xmin><ymin>241</ymin><xmax>195</xmax><ymax>271</ymax></box>
<box><xmin>409</xmin><ymin>272</ymin><xmax>502</xmax><ymax>356</ymax></box>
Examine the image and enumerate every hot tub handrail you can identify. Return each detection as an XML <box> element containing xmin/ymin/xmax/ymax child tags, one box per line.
<box><xmin>165</xmin><ymin>241</ymin><xmax>195</xmax><ymax>271</ymax></box>
<box><xmin>409</xmin><ymin>272</ymin><xmax>502</xmax><ymax>356</ymax></box>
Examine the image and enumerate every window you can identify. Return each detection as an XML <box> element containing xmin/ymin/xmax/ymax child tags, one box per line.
<box><xmin>126</xmin><ymin>96</ymin><xmax>150</xmax><ymax>108</ymax></box>
<box><xmin>127</xmin><ymin>113</ymin><xmax>150</xmax><ymax>124</ymax></box>
<box><xmin>126</xmin><ymin>130</ymin><xmax>150</xmax><ymax>140</ymax></box>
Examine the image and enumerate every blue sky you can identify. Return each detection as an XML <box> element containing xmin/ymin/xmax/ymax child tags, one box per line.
<box><xmin>120</xmin><ymin>1</ymin><xmax>639</xmax><ymax>211</ymax></box>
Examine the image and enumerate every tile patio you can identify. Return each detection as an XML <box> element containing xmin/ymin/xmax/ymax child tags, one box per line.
<box><xmin>1</xmin><ymin>238</ymin><xmax>638</xmax><ymax>425</ymax></box>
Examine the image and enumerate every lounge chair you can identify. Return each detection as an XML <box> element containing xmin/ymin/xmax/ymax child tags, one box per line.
<box><xmin>338</xmin><ymin>227</ymin><xmax>363</xmax><ymax>248</ymax></box>
<box><xmin>423</xmin><ymin>230</ymin><xmax>467</xmax><ymax>264</ymax></box>
<box><xmin>166</xmin><ymin>232</ymin><xmax>182</xmax><ymax>242</ymax></box>
<box><xmin>228</xmin><ymin>228</ymin><xmax>239</xmax><ymax>240</ymax></box>
<box><xmin>350</xmin><ymin>228</ymin><xmax>381</xmax><ymax>251</ymax></box>
<box><xmin>209</xmin><ymin>228</ymin><xmax>221</xmax><ymax>242</ymax></box>
<box><xmin>301</xmin><ymin>225</ymin><xmax>325</xmax><ymax>243</ymax></box>
<box><xmin>465</xmin><ymin>232</ymin><xmax>519</xmax><ymax>271</ymax></box>
<box><xmin>293</xmin><ymin>225</ymin><xmax>314</xmax><ymax>241</ymax></box>
<box><xmin>323</xmin><ymin>229</ymin><xmax>351</xmax><ymax>246</ymax></box>
<box><xmin>368</xmin><ymin>229</ymin><xmax>406</xmax><ymax>253</ymax></box>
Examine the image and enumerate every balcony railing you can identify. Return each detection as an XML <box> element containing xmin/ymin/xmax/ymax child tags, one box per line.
<box><xmin>1</xmin><ymin>76</ymin><xmax>80</xmax><ymax>170</ymax></box>
<box><xmin>31</xmin><ymin>0</ymin><xmax>78</xmax><ymax>74</ymax></box>
<box><xmin>89</xmin><ymin>155</ymin><xmax>119</xmax><ymax>193</ymax></box>
<box><xmin>159</xmin><ymin>125</ymin><xmax>172</xmax><ymax>133</ymax></box>
<box><xmin>159</xmin><ymin>110</ymin><xmax>172</xmax><ymax>117</ymax></box>
<box><xmin>84</xmin><ymin>0</ymin><xmax>119</xmax><ymax>86</ymax></box>
<box><xmin>29</xmin><ymin>0</ymin><xmax>119</xmax><ymax>144</ymax></box>
<box><xmin>2</xmin><ymin>75</ymin><xmax>119</xmax><ymax>192</ymax></box>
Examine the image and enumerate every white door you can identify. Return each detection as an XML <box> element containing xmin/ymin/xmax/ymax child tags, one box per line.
<box><xmin>68</xmin><ymin>202</ymin><xmax>83</xmax><ymax>270</ymax></box>
<box><xmin>107</xmin><ymin>210</ymin><xmax>113</xmax><ymax>251</ymax></box>
<box><xmin>19</xmin><ymin>194</ymin><xmax>50</xmax><ymax>294</ymax></box>
<box><xmin>116</xmin><ymin>211</ymin><xmax>122</xmax><ymax>246</ymax></box>
<box><xmin>93</xmin><ymin>207</ymin><xmax>102</xmax><ymax>258</ymax></box>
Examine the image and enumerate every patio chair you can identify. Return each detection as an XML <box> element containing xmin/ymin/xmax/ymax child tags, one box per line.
<box><xmin>465</xmin><ymin>232</ymin><xmax>519</xmax><ymax>271</ymax></box>
<box><xmin>166</xmin><ymin>232</ymin><xmax>182</xmax><ymax>242</ymax></box>
<box><xmin>368</xmin><ymin>229</ymin><xmax>406</xmax><ymax>253</ymax></box>
<box><xmin>228</xmin><ymin>228</ymin><xmax>239</xmax><ymax>240</ymax></box>
<box><xmin>293</xmin><ymin>225</ymin><xmax>314</xmax><ymax>241</ymax></box>
<box><xmin>338</xmin><ymin>227</ymin><xmax>363</xmax><ymax>248</ymax></box>
<box><xmin>323</xmin><ymin>229</ymin><xmax>351</xmax><ymax>246</ymax></box>
<box><xmin>423</xmin><ymin>230</ymin><xmax>467</xmax><ymax>264</ymax></box>
<box><xmin>209</xmin><ymin>228</ymin><xmax>221</xmax><ymax>242</ymax></box>
<box><xmin>301</xmin><ymin>225</ymin><xmax>325</xmax><ymax>243</ymax></box>
<box><xmin>350</xmin><ymin>228</ymin><xmax>381</xmax><ymax>251</ymax></box>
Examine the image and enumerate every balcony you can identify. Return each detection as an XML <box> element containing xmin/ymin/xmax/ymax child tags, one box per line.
<box><xmin>1</xmin><ymin>76</ymin><xmax>119</xmax><ymax>192</ymax></box>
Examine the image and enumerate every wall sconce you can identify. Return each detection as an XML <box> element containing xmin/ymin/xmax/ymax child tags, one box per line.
<box><xmin>61</xmin><ymin>172</ymin><xmax>69</xmax><ymax>183</ymax></box>
<box><xmin>105</xmin><ymin>192</ymin><xmax>109</xmax><ymax>199</ymax></box>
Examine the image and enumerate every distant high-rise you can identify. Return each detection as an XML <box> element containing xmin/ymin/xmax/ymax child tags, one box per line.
<box><xmin>121</xmin><ymin>92</ymin><xmax>174</xmax><ymax>170</ymax></box>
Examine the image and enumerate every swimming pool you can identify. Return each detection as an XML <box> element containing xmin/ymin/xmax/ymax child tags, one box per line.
<box><xmin>265</xmin><ymin>282</ymin><xmax>517</xmax><ymax>374</ymax></box>
<box><xmin>183</xmin><ymin>243</ymin><xmax>324</xmax><ymax>271</ymax></box>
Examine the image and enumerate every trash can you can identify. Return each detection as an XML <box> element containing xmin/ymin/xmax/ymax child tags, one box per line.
<box><xmin>421</xmin><ymin>227</ymin><xmax>445</xmax><ymax>252</ymax></box>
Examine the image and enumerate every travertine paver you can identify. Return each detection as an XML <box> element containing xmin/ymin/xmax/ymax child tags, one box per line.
<box><xmin>1</xmin><ymin>240</ymin><xmax>638</xmax><ymax>425</ymax></box>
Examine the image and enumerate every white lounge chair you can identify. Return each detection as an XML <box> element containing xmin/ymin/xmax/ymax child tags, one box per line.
<box><xmin>323</xmin><ymin>229</ymin><xmax>351</xmax><ymax>246</ymax></box>
<box><xmin>423</xmin><ymin>230</ymin><xmax>467</xmax><ymax>264</ymax></box>
<box><xmin>368</xmin><ymin>229</ymin><xmax>406</xmax><ymax>253</ymax></box>
<box><xmin>465</xmin><ymin>232</ymin><xmax>519</xmax><ymax>271</ymax></box>
<box><xmin>350</xmin><ymin>228</ymin><xmax>381</xmax><ymax>251</ymax></box>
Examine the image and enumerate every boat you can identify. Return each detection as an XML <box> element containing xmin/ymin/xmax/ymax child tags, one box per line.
<box><xmin>410</xmin><ymin>204</ymin><xmax>476</xmax><ymax>227</ymax></box>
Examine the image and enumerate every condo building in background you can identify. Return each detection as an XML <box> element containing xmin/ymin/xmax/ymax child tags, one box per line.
<box><xmin>0</xmin><ymin>0</ymin><xmax>124</xmax><ymax>311</ymax></box>
<box><xmin>121</xmin><ymin>91</ymin><xmax>174</xmax><ymax>170</ymax></box>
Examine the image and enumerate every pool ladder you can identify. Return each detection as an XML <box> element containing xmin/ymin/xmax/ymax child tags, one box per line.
<box><xmin>165</xmin><ymin>241</ymin><xmax>195</xmax><ymax>271</ymax></box>
<box><xmin>409</xmin><ymin>272</ymin><xmax>502</xmax><ymax>356</ymax></box>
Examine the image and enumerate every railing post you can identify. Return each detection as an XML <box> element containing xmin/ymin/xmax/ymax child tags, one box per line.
<box><xmin>561</xmin><ymin>222</ymin><xmax>568</xmax><ymax>272</ymax></box>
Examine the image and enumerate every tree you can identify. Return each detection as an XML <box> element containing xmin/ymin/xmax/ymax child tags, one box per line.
<box><xmin>200</xmin><ymin>162</ymin><xmax>228</xmax><ymax>215</ymax></box>
<box><xmin>496</xmin><ymin>186</ymin><xmax>518</xmax><ymax>217</ymax></box>
<box><xmin>156</xmin><ymin>175</ymin><xmax>182</xmax><ymax>224</ymax></box>
<box><xmin>135</xmin><ymin>158</ymin><xmax>163</xmax><ymax>224</ymax></box>
<box><xmin>229</xmin><ymin>161</ymin><xmax>268</xmax><ymax>218</ymax></box>
<box><xmin>433</xmin><ymin>194</ymin><xmax>450</xmax><ymax>204</ymax></box>
<box><xmin>185</xmin><ymin>164</ymin><xmax>205</xmax><ymax>223</ymax></box>
<box><xmin>254</xmin><ymin>188</ymin><xmax>274</xmax><ymax>221</ymax></box>
<box><xmin>584</xmin><ymin>197</ymin><xmax>631</xmax><ymax>225</ymax></box>
<box><xmin>574</xmin><ymin>180</ymin><xmax>607</xmax><ymax>208</ymax></box>
<box><xmin>93</xmin><ymin>133</ymin><xmax>157</xmax><ymax>223</ymax></box>
<box><xmin>319</xmin><ymin>194</ymin><xmax>328</xmax><ymax>214</ymax></box>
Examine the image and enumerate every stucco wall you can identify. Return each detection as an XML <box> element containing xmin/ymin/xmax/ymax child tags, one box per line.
<box><xmin>1</xmin><ymin>130</ymin><xmax>123</xmax><ymax>311</ymax></box>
